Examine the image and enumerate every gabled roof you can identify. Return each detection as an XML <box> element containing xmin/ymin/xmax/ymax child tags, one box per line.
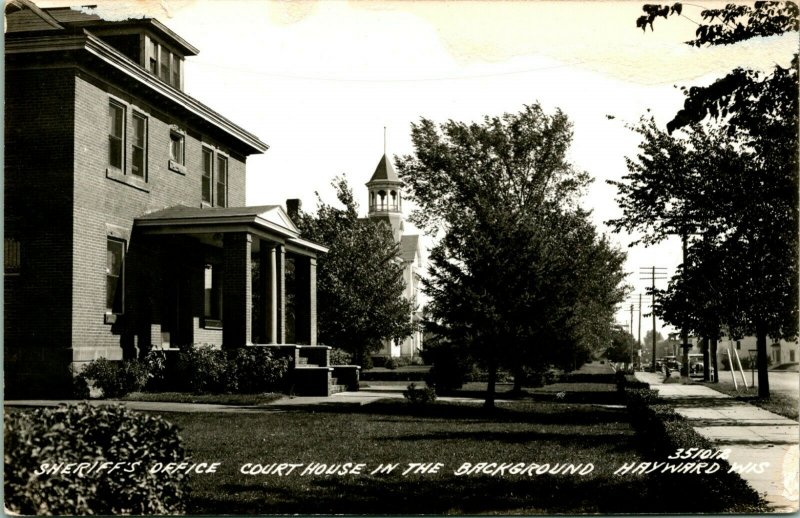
<box><xmin>366</xmin><ymin>154</ymin><xmax>402</xmax><ymax>185</ymax></box>
<box><xmin>400</xmin><ymin>234</ymin><xmax>421</xmax><ymax>263</ymax></box>
<box><xmin>135</xmin><ymin>205</ymin><xmax>328</xmax><ymax>255</ymax></box>
<box><xmin>137</xmin><ymin>204</ymin><xmax>297</xmax><ymax>233</ymax></box>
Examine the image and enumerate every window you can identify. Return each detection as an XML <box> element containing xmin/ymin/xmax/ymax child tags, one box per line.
<box><xmin>203</xmin><ymin>264</ymin><xmax>222</xmax><ymax>327</ymax></box>
<box><xmin>791</xmin><ymin>350</ymin><xmax>795</xmax><ymax>362</ymax></box>
<box><xmin>736</xmin><ymin>340</ymin><xmax>741</xmax><ymax>350</ymax></box>
<box><xmin>170</xmin><ymin>131</ymin><xmax>185</xmax><ymax>165</ymax></box>
<box><xmin>106</xmin><ymin>238</ymin><xmax>125</xmax><ymax>314</ymax></box>
<box><xmin>131</xmin><ymin>113</ymin><xmax>147</xmax><ymax>178</ymax></box>
<box><xmin>4</xmin><ymin>238</ymin><xmax>20</xmax><ymax>275</ymax></box>
<box><xmin>149</xmin><ymin>38</ymin><xmax>182</xmax><ymax>88</ymax></box>
<box><xmin>149</xmin><ymin>40</ymin><xmax>158</xmax><ymax>75</ymax></box>
<box><xmin>171</xmin><ymin>58</ymin><xmax>181</xmax><ymax>88</ymax></box>
<box><xmin>108</xmin><ymin>102</ymin><xmax>125</xmax><ymax>169</ymax></box>
<box><xmin>216</xmin><ymin>155</ymin><xmax>228</xmax><ymax>208</ymax></box>
<box><xmin>202</xmin><ymin>147</ymin><xmax>213</xmax><ymax>204</ymax></box>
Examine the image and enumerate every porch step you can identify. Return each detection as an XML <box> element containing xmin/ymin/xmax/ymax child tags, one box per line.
<box><xmin>330</xmin><ymin>384</ymin><xmax>348</xmax><ymax>394</ymax></box>
<box><xmin>296</xmin><ymin>357</ymin><xmax>309</xmax><ymax>366</ymax></box>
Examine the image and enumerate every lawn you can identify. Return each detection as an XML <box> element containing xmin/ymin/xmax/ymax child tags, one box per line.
<box><xmin>153</xmin><ymin>389</ymin><xmax>761</xmax><ymax>514</ymax></box>
<box><xmin>698</xmin><ymin>380</ymin><xmax>799</xmax><ymax>421</ymax></box>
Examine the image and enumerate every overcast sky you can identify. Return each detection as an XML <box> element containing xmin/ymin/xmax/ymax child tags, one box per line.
<box><xmin>38</xmin><ymin>0</ymin><xmax>797</xmax><ymax>339</ymax></box>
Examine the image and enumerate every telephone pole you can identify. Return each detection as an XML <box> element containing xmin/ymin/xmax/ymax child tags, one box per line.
<box><xmin>640</xmin><ymin>267</ymin><xmax>667</xmax><ymax>372</ymax></box>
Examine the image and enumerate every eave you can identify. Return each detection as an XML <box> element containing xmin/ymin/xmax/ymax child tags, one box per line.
<box><xmin>6</xmin><ymin>30</ymin><xmax>268</xmax><ymax>155</ymax></box>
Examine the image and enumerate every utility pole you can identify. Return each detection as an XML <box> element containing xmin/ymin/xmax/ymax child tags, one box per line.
<box><xmin>640</xmin><ymin>267</ymin><xmax>668</xmax><ymax>372</ymax></box>
<box><xmin>637</xmin><ymin>293</ymin><xmax>642</xmax><ymax>355</ymax></box>
<box><xmin>629</xmin><ymin>303</ymin><xmax>635</xmax><ymax>367</ymax></box>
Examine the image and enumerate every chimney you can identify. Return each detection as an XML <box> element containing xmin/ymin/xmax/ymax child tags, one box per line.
<box><xmin>286</xmin><ymin>198</ymin><xmax>302</xmax><ymax>223</ymax></box>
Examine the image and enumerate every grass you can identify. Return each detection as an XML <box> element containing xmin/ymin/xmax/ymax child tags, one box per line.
<box><xmin>151</xmin><ymin>384</ymin><xmax>760</xmax><ymax>514</ymax></box>
<box><xmin>119</xmin><ymin>392</ymin><xmax>284</xmax><ymax>406</ymax></box>
<box><xmin>697</xmin><ymin>380</ymin><xmax>799</xmax><ymax>421</ymax></box>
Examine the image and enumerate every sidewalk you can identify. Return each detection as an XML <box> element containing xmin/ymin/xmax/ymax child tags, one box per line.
<box><xmin>4</xmin><ymin>386</ymin><xmax>506</xmax><ymax>414</ymax></box>
<box><xmin>635</xmin><ymin>371</ymin><xmax>799</xmax><ymax>512</ymax></box>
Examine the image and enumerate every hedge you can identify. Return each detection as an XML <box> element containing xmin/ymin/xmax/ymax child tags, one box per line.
<box><xmin>4</xmin><ymin>403</ymin><xmax>187</xmax><ymax>515</ymax></box>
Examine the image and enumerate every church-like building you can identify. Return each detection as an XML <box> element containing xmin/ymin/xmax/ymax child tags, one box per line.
<box><xmin>365</xmin><ymin>154</ymin><xmax>424</xmax><ymax>359</ymax></box>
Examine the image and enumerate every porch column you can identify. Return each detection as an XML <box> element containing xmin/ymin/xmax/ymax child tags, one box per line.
<box><xmin>259</xmin><ymin>243</ymin><xmax>277</xmax><ymax>343</ymax></box>
<box><xmin>222</xmin><ymin>232</ymin><xmax>252</xmax><ymax>348</ymax></box>
<box><xmin>276</xmin><ymin>245</ymin><xmax>286</xmax><ymax>344</ymax></box>
<box><xmin>294</xmin><ymin>256</ymin><xmax>317</xmax><ymax>345</ymax></box>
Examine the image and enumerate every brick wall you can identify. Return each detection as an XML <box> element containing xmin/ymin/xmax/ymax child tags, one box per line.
<box><xmin>70</xmin><ymin>69</ymin><xmax>249</xmax><ymax>363</ymax></box>
<box><xmin>5</xmin><ymin>62</ymin><xmax>255</xmax><ymax>394</ymax></box>
<box><xmin>4</xmin><ymin>68</ymin><xmax>76</xmax><ymax>397</ymax></box>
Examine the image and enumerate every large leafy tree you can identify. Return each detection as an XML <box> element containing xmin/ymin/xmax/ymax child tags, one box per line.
<box><xmin>606</xmin><ymin>327</ymin><xmax>638</xmax><ymax>364</ymax></box>
<box><xmin>609</xmin><ymin>2</ymin><xmax>798</xmax><ymax>397</ymax></box>
<box><xmin>398</xmin><ymin>103</ymin><xmax>627</xmax><ymax>406</ymax></box>
<box><xmin>294</xmin><ymin>178</ymin><xmax>414</xmax><ymax>367</ymax></box>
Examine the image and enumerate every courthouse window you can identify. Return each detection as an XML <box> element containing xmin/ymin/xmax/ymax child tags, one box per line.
<box><xmin>108</xmin><ymin>102</ymin><xmax>125</xmax><ymax>170</ymax></box>
<box><xmin>106</xmin><ymin>238</ymin><xmax>125</xmax><ymax>314</ymax></box>
<box><xmin>131</xmin><ymin>113</ymin><xmax>147</xmax><ymax>179</ymax></box>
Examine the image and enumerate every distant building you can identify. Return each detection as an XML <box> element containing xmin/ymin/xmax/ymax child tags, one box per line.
<box><xmin>4</xmin><ymin>0</ymin><xmax>334</xmax><ymax>397</ymax></box>
<box><xmin>365</xmin><ymin>154</ymin><xmax>424</xmax><ymax>358</ymax></box>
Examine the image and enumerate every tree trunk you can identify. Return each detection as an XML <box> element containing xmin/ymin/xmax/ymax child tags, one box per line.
<box><xmin>512</xmin><ymin>365</ymin><xmax>524</xmax><ymax>393</ymax></box>
<box><xmin>485</xmin><ymin>357</ymin><xmax>497</xmax><ymax>409</ymax></box>
<box><xmin>701</xmin><ymin>337</ymin><xmax>710</xmax><ymax>381</ymax></box>
<box><xmin>756</xmin><ymin>323</ymin><xmax>770</xmax><ymax>398</ymax></box>
<box><xmin>710</xmin><ymin>337</ymin><xmax>718</xmax><ymax>383</ymax></box>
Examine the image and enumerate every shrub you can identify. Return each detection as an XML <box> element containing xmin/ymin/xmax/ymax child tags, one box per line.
<box><xmin>5</xmin><ymin>403</ymin><xmax>186</xmax><ymax>515</ymax></box>
<box><xmin>421</xmin><ymin>340</ymin><xmax>474</xmax><ymax>394</ymax></box>
<box><xmin>329</xmin><ymin>348</ymin><xmax>353</xmax><ymax>365</ymax></box>
<box><xmin>230</xmin><ymin>347</ymin><xmax>290</xmax><ymax>393</ymax></box>
<box><xmin>403</xmin><ymin>383</ymin><xmax>437</xmax><ymax>405</ymax></box>
<box><xmin>384</xmin><ymin>357</ymin><xmax>399</xmax><ymax>370</ymax></box>
<box><xmin>143</xmin><ymin>349</ymin><xmax>169</xmax><ymax>392</ymax></box>
<box><xmin>79</xmin><ymin>358</ymin><xmax>149</xmax><ymax>398</ymax></box>
<box><xmin>175</xmin><ymin>345</ymin><xmax>232</xmax><ymax>394</ymax></box>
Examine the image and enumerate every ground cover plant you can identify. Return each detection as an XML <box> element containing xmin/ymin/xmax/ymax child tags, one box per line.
<box><xmin>147</xmin><ymin>377</ymin><xmax>764</xmax><ymax>514</ymax></box>
<box><xmin>4</xmin><ymin>404</ymin><xmax>186</xmax><ymax>515</ymax></box>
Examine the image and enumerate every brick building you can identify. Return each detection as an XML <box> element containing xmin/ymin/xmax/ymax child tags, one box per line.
<box><xmin>4</xmin><ymin>0</ymin><xmax>336</xmax><ymax>397</ymax></box>
<box><xmin>365</xmin><ymin>154</ymin><xmax>424</xmax><ymax>358</ymax></box>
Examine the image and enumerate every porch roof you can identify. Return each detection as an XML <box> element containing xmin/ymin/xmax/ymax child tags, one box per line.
<box><xmin>135</xmin><ymin>205</ymin><xmax>328</xmax><ymax>255</ymax></box>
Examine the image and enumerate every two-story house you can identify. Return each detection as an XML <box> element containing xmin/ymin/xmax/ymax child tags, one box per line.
<box><xmin>4</xmin><ymin>0</ymin><xmax>333</xmax><ymax>397</ymax></box>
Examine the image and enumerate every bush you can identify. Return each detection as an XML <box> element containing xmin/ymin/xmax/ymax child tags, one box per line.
<box><xmin>79</xmin><ymin>358</ymin><xmax>149</xmax><ymax>398</ymax></box>
<box><xmin>422</xmin><ymin>341</ymin><xmax>474</xmax><ymax>393</ymax></box>
<box><xmin>175</xmin><ymin>345</ymin><xmax>232</xmax><ymax>394</ymax></box>
<box><xmin>143</xmin><ymin>349</ymin><xmax>169</xmax><ymax>392</ymax></box>
<box><xmin>230</xmin><ymin>347</ymin><xmax>290</xmax><ymax>393</ymax></box>
<box><xmin>384</xmin><ymin>357</ymin><xmax>399</xmax><ymax>370</ymax></box>
<box><xmin>403</xmin><ymin>383</ymin><xmax>437</xmax><ymax>405</ymax></box>
<box><xmin>329</xmin><ymin>348</ymin><xmax>353</xmax><ymax>365</ymax></box>
<box><xmin>4</xmin><ymin>403</ymin><xmax>186</xmax><ymax>515</ymax></box>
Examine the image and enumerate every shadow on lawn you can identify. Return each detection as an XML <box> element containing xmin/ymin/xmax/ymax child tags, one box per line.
<box><xmin>188</xmin><ymin>469</ymin><xmax>762</xmax><ymax>514</ymax></box>
<box><xmin>262</xmin><ymin>399</ymin><xmax>629</xmax><ymax>426</ymax></box>
<box><xmin>378</xmin><ymin>429</ymin><xmax>636</xmax><ymax>450</ymax></box>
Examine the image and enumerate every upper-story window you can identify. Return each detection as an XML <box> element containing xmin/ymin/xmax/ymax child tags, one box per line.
<box><xmin>216</xmin><ymin>155</ymin><xmax>228</xmax><ymax>208</ymax></box>
<box><xmin>202</xmin><ymin>147</ymin><xmax>213</xmax><ymax>204</ymax></box>
<box><xmin>170</xmin><ymin>131</ymin><xmax>185</xmax><ymax>164</ymax></box>
<box><xmin>147</xmin><ymin>37</ymin><xmax>182</xmax><ymax>89</ymax></box>
<box><xmin>131</xmin><ymin>113</ymin><xmax>147</xmax><ymax>179</ymax></box>
<box><xmin>108</xmin><ymin>101</ymin><xmax>125</xmax><ymax>170</ymax></box>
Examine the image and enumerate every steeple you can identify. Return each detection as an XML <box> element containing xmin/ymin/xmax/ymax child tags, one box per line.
<box><xmin>366</xmin><ymin>151</ymin><xmax>404</xmax><ymax>243</ymax></box>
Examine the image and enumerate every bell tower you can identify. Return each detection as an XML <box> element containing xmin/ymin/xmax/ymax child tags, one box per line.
<box><xmin>366</xmin><ymin>153</ymin><xmax>404</xmax><ymax>243</ymax></box>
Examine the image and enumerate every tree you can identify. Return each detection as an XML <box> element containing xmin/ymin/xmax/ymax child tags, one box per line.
<box><xmin>294</xmin><ymin>177</ymin><xmax>414</xmax><ymax>367</ymax></box>
<box><xmin>606</xmin><ymin>327</ymin><xmax>638</xmax><ymax>364</ymax></box>
<box><xmin>398</xmin><ymin>103</ymin><xmax>628</xmax><ymax>406</ymax></box>
<box><xmin>610</xmin><ymin>2</ymin><xmax>798</xmax><ymax>397</ymax></box>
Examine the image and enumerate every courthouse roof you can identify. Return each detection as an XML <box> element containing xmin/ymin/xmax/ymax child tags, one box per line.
<box><xmin>367</xmin><ymin>154</ymin><xmax>402</xmax><ymax>185</ymax></box>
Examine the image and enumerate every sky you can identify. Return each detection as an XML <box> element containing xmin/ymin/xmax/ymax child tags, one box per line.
<box><xmin>38</xmin><ymin>0</ymin><xmax>798</xmax><ymax>340</ymax></box>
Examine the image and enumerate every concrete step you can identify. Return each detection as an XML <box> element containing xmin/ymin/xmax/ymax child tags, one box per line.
<box><xmin>329</xmin><ymin>384</ymin><xmax>348</xmax><ymax>394</ymax></box>
<box><xmin>296</xmin><ymin>357</ymin><xmax>308</xmax><ymax>365</ymax></box>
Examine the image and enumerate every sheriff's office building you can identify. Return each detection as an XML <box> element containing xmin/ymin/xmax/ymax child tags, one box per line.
<box><xmin>4</xmin><ymin>0</ymin><xmax>355</xmax><ymax>397</ymax></box>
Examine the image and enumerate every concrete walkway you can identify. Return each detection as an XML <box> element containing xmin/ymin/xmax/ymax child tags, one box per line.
<box><xmin>4</xmin><ymin>385</ymin><xmax>506</xmax><ymax>414</ymax></box>
<box><xmin>635</xmin><ymin>371</ymin><xmax>799</xmax><ymax>512</ymax></box>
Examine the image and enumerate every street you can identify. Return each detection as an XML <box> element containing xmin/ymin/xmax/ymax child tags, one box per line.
<box><xmin>720</xmin><ymin>369</ymin><xmax>799</xmax><ymax>401</ymax></box>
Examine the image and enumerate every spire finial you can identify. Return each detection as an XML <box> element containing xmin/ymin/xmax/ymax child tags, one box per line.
<box><xmin>383</xmin><ymin>126</ymin><xmax>387</xmax><ymax>155</ymax></box>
